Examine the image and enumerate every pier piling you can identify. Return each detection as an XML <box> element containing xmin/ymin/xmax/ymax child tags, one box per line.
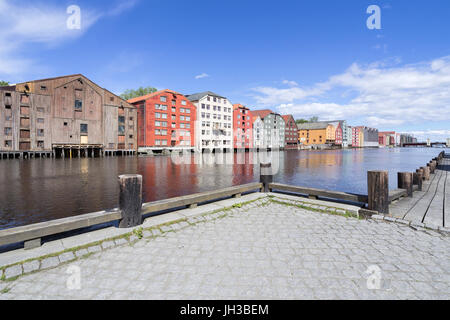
<box><xmin>260</xmin><ymin>163</ymin><xmax>273</xmax><ymax>193</ymax></box>
<box><xmin>118</xmin><ymin>174</ymin><xmax>143</xmax><ymax>229</ymax></box>
<box><xmin>398</xmin><ymin>172</ymin><xmax>413</xmax><ymax>197</ymax></box>
<box><xmin>368</xmin><ymin>171</ymin><xmax>389</xmax><ymax>214</ymax></box>
<box><xmin>413</xmin><ymin>171</ymin><xmax>423</xmax><ymax>191</ymax></box>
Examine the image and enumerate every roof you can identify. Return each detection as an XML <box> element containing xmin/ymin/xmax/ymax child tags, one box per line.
<box><xmin>282</xmin><ymin>115</ymin><xmax>294</xmax><ymax>122</ymax></box>
<box><xmin>127</xmin><ymin>89</ymin><xmax>182</xmax><ymax>104</ymax></box>
<box><xmin>14</xmin><ymin>74</ymin><xmax>133</xmax><ymax>107</ymax></box>
<box><xmin>252</xmin><ymin>109</ymin><xmax>273</xmax><ymax>119</ymax></box>
<box><xmin>297</xmin><ymin>122</ymin><xmax>330</xmax><ymax>130</ymax></box>
<box><xmin>185</xmin><ymin>91</ymin><xmax>225</xmax><ymax>102</ymax></box>
<box><xmin>252</xmin><ymin>115</ymin><xmax>262</xmax><ymax>123</ymax></box>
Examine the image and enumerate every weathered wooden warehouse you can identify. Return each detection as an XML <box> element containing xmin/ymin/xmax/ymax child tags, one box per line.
<box><xmin>0</xmin><ymin>74</ymin><xmax>137</xmax><ymax>159</ymax></box>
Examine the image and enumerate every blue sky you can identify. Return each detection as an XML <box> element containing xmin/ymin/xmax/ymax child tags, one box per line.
<box><xmin>1</xmin><ymin>0</ymin><xmax>449</xmax><ymax>141</ymax></box>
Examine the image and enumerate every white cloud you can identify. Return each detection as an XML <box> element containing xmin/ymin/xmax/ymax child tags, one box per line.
<box><xmin>195</xmin><ymin>73</ymin><xmax>210</xmax><ymax>79</ymax></box>
<box><xmin>0</xmin><ymin>0</ymin><xmax>138</xmax><ymax>77</ymax></box>
<box><xmin>404</xmin><ymin>130</ymin><xmax>450</xmax><ymax>142</ymax></box>
<box><xmin>282</xmin><ymin>80</ymin><xmax>298</xmax><ymax>87</ymax></box>
<box><xmin>252</xmin><ymin>55</ymin><xmax>450</xmax><ymax>129</ymax></box>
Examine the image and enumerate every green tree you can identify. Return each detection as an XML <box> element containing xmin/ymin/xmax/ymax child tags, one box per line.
<box><xmin>309</xmin><ymin>116</ymin><xmax>319</xmax><ymax>122</ymax></box>
<box><xmin>0</xmin><ymin>80</ymin><xmax>10</xmax><ymax>87</ymax></box>
<box><xmin>120</xmin><ymin>86</ymin><xmax>158</xmax><ymax>100</ymax></box>
<box><xmin>296</xmin><ymin>119</ymin><xmax>309</xmax><ymax>124</ymax></box>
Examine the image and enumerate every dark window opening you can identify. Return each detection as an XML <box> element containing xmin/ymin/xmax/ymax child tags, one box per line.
<box><xmin>64</xmin><ymin>122</ymin><xmax>68</xmax><ymax>126</ymax></box>
<box><xmin>5</xmin><ymin>105</ymin><xmax>11</xmax><ymax>109</ymax></box>
<box><xmin>4</xmin><ymin>127</ymin><xmax>12</xmax><ymax>136</ymax></box>
<box><xmin>75</xmin><ymin>99</ymin><xmax>83</xmax><ymax>111</ymax></box>
<box><xmin>4</xmin><ymin>141</ymin><xmax>12</xmax><ymax>148</ymax></box>
<box><xmin>37</xmin><ymin>129</ymin><xmax>44</xmax><ymax>137</ymax></box>
<box><xmin>80</xmin><ymin>124</ymin><xmax>88</xmax><ymax>135</ymax></box>
<box><xmin>40</xmin><ymin>86</ymin><xmax>47</xmax><ymax>91</ymax></box>
<box><xmin>37</xmin><ymin>141</ymin><xmax>44</xmax><ymax>148</ymax></box>
<box><xmin>5</xmin><ymin>93</ymin><xmax>11</xmax><ymax>97</ymax></box>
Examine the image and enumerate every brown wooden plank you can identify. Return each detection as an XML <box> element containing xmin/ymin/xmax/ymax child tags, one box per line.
<box><xmin>268</xmin><ymin>183</ymin><xmax>368</xmax><ymax>203</ymax></box>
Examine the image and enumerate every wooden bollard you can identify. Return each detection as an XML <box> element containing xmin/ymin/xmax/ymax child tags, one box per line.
<box><xmin>260</xmin><ymin>163</ymin><xmax>273</xmax><ymax>193</ymax></box>
<box><xmin>368</xmin><ymin>171</ymin><xmax>389</xmax><ymax>214</ymax></box>
<box><xmin>398</xmin><ymin>172</ymin><xmax>413</xmax><ymax>197</ymax></box>
<box><xmin>414</xmin><ymin>170</ymin><xmax>423</xmax><ymax>191</ymax></box>
<box><xmin>118</xmin><ymin>174</ymin><xmax>143</xmax><ymax>228</ymax></box>
<box><xmin>421</xmin><ymin>166</ymin><xmax>430</xmax><ymax>180</ymax></box>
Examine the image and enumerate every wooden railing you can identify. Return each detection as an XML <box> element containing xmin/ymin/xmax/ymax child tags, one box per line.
<box><xmin>0</xmin><ymin>182</ymin><xmax>263</xmax><ymax>249</ymax></box>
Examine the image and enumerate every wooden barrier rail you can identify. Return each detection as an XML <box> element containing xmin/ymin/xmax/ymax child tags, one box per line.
<box><xmin>0</xmin><ymin>182</ymin><xmax>263</xmax><ymax>249</ymax></box>
<box><xmin>268</xmin><ymin>183</ymin><xmax>368</xmax><ymax>203</ymax></box>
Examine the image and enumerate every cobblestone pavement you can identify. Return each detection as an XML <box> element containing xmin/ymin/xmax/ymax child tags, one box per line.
<box><xmin>1</xmin><ymin>198</ymin><xmax>449</xmax><ymax>300</ymax></box>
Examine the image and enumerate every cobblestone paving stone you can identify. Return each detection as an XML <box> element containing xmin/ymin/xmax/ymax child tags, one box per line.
<box><xmin>1</xmin><ymin>199</ymin><xmax>449</xmax><ymax>300</ymax></box>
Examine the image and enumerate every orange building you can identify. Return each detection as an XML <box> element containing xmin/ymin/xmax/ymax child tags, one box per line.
<box><xmin>128</xmin><ymin>90</ymin><xmax>196</xmax><ymax>149</ymax></box>
<box><xmin>297</xmin><ymin>122</ymin><xmax>335</xmax><ymax>146</ymax></box>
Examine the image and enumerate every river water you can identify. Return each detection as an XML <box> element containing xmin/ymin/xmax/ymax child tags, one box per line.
<box><xmin>0</xmin><ymin>147</ymin><xmax>446</xmax><ymax>230</ymax></box>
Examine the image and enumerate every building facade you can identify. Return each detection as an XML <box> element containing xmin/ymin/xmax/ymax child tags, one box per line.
<box><xmin>128</xmin><ymin>90</ymin><xmax>196</xmax><ymax>151</ymax></box>
<box><xmin>252</xmin><ymin>116</ymin><xmax>264</xmax><ymax>149</ymax></box>
<box><xmin>352</xmin><ymin>126</ymin><xmax>379</xmax><ymax>148</ymax></box>
<box><xmin>186</xmin><ymin>91</ymin><xmax>233</xmax><ymax>151</ymax></box>
<box><xmin>233</xmin><ymin>104</ymin><xmax>253</xmax><ymax>149</ymax></box>
<box><xmin>252</xmin><ymin>110</ymin><xmax>285</xmax><ymax>149</ymax></box>
<box><xmin>297</xmin><ymin>123</ymin><xmax>333</xmax><ymax>147</ymax></box>
<box><xmin>0</xmin><ymin>74</ymin><xmax>137</xmax><ymax>158</ymax></box>
<box><xmin>282</xmin><ymin>115</ymin><xmax>299</xmax><ymax>149</ymax></box>
<box><xmin>379</xmin><ymin>131</ymin><xmax>396</xmax><ymax>147</ymax></box>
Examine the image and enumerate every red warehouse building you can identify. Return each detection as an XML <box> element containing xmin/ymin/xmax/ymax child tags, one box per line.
<box><xmin>128</xmin><ymin>90</ymin><xmax>196</xmax><ymax>149</ymax></box>
<box><xmin>282</xmin><ymin>115</ymin><xmax>299</xmax><ymax>149</ymax></box>
<box><xmin>233</xmin><ymin>104</ymin><xmax>253</xmax><ymax>149</ymax></box>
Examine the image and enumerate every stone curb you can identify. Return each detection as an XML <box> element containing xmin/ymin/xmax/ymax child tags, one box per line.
<box><xmin>370</xmin><ymin>214</ymin><xmax>450</xmax><ymax>234</ymax></box>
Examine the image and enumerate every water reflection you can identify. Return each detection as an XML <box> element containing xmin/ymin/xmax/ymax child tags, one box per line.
<box><xmin>0</xmin><ymin>148</ymin><xmax>445</xmax><ymax>229</ymax></box>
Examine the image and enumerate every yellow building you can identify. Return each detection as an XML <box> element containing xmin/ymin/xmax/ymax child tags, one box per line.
<box><xmin>298</xmin><ymin>123</ymin><xmax>335</xmax><ymax>146</ymax></box>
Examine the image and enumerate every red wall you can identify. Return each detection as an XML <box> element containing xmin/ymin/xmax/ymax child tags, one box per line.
<box><xmin>133</xmin><ymin>91</ymin><xmax>196</xmax><ymax>148</ymax></box>
<box><xmin>233</xmin><ymin>106</ymin><xmax>253</xmax><ymax>149</ymax></box>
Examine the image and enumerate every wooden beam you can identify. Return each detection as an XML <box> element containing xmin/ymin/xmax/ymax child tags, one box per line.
<box><xmin>268</xmin><ymin>183</ymin><xmax>368</xmax><ymax>203</ymax></box>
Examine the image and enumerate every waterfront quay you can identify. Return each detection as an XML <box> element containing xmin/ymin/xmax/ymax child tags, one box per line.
<box><xmin>0</xmin><ymin>194</ymin><xmax>448</xmax><ymax>300</ymax></box>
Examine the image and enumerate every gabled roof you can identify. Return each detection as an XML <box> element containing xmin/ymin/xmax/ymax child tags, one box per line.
<box><xmin>282</xmin><ymin>115</ymin><xmax>295</xmax><ymax>122</ymax></box>
<box><xmin>252</xmin><ymin>109</ymin><xmax>273</xmax><ymax>119</ymax></box>
<box><xmin>14</xmin><ymin>74</ymin><xmax>133</xmax><ymax>107</ymax></box>
<box><xmin>297</xmin><ymin>122</ymin><xmax>330</xmax><ymax>130</ymax></box>
<box><xmin>127</xmin><ymin>89</ymin><xmax>182</xmax><ymax>104</ymax></box>
<box><xmin>185</xmin><ymin>91</ymin><xmax>225</xmax><ymax>102</ymax></box>
<box><xmin>252</xmin><ymin>115</ymin><xmax>262</xmax><ymax>123</ymax></box>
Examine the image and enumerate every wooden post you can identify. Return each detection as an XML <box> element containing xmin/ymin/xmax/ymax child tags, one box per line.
<box><xmin>398</xmin><ymin>172</ymin><xmax>413</xmax><ymax>197</ymax></box>
<box><xmin>413</xmin><ymin>171</ymin><xmax>423</xmax><ymax>191</ymax></box>
<box><xmin>421</xmin><ymin>166</ymin><xmax>430</xmax><ymax>181</ymax></box>
<box><xmin>118</xmin><ymin>174</ymin><xmax>143</xmax><ymax>228</ymax></box>
<box><xmin>368</xmin><ymin>171</ymin><xmax>389</xmax><ymax>214</ymax></box>
<box><xmin>260</xmin><ymin>163</ymin><xmax>273</xmax><ymax>193</ymax></box>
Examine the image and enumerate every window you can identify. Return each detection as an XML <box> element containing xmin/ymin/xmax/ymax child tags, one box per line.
<box><xmin>4</xmin><ymin>127</ymin><xmax>12</xmax><ymax>136</ymax></box>
<box><xmin>155</xmin><ymin>104</ymin><xmax>167</xmax><ymax>111</ymax></box>
<box><xmin>172</xmin><ymin>107</ymin><xmax>176</xmax><ymax>113</ymax></box>
<box><xmin>180</xmin><ymin>115</ymin><xmax>185</xmax><ymax>121</ymax></box>
<box><xmin>186</xmin><ymin>109</ymin><xmax>191</xmax><ymax>114</ymax></box>
<box><xmin>37</xmin><ymin>118</ymin><xmax>44</xmax><ymax>124</ymax></box>
<box><xmin>37</xmin><ymin>107</ymin><xmax>45</xmax><ymax>113</ymax></box>
<box><xmin>64</xmin><ymin>122</ymin><xmax>68</xmax><ymax>126</ymax></box>
<box><xmin>155</xmin><ymin>113</ymin><xmax>161</xmax><ymax>119</ymax></box>
<box><xmin>180</xmin><ymin>108</ymin><xmax>185</xmax><ymax>113</ymax></box>
<box><xmin>80</xmin><ymin>124</ymin><xmax>88</xmax><ymax>135</ymax></box>
<box><xmin>172</xmin><ymin>100</ymin><xmax>176</xmax><ymax>106</ymax></box>
<box><xmin>4</xmin><ymin>141</ymin><xmax>12</xmax><ymax>148</ymax></box>
<box><xmin>75</xmin><ymin>99</ymin><xmax>83</xmax><ymax>111</ymax></box>
<box><xmin>37</xmin><ymin>141</ymin><xmax>44</xmax><ymax>148</ymax></box>
<box><xmin>181</xmin><ymin>100</ymin><xmax>187</xmax><ymax>106</ymax></box>
<box><xmin>160</xmin><ymin>96</ymin><xmax>167</xmax><ymax>103</ymax></box>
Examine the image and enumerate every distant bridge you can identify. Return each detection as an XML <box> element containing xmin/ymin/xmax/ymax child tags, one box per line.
<box><xmin>403</xmin><ymin>142</ymin><xmax>448</xmax><ymax>147</ymax></box>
